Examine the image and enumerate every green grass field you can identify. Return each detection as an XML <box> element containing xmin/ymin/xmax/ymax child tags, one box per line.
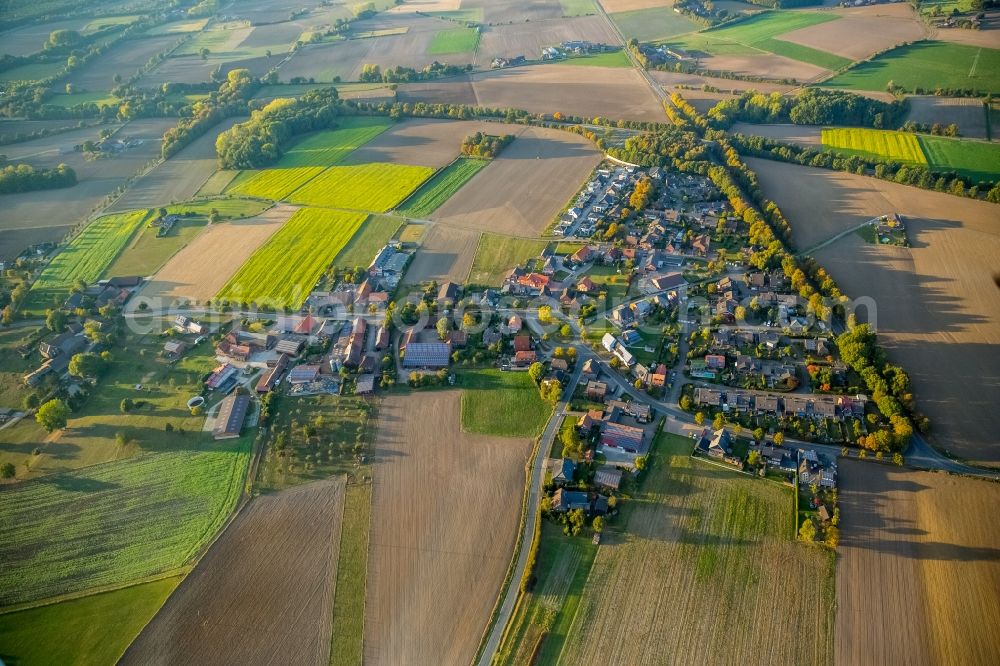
<box><xmin>329</xmin><ymin>483</ymin><xmax>371</xmax><ymax>666</ymax></box>
<box><xmin>495</xmin><ymin>524</ymin><xmax>598</xmax><ymax>665</ymax></box>
<box><xmin>46</xmin><ymin>91</ymin><xmax>118</xmax><ymax>107</ymax></box>
<box><xmin>459</xmin><ymin>369</ymin><xmax>552</xmax><ymax>438</ymax></box>
<box><xmin>331</xmin><ymin>214</ymin><xmax>403</xmax><ymax>271</ymax></box>
<box><xmin>611</xmin><ymin>7</ymin><xmax>697</xmax><ymax>43</ymax></box>
<box><xmin>0</xmin><ymin>61</ymin><xmax>64</xmax><ymax>82</ymax></box>
<box><xmin>468</xmin><ymin>233</ymin><xmax>549</xmax><ymax>286</ymax></box>
<box><xmin>821</xmin><ymin>128</ymin><xmax>927</xmax><ymax>164</ymax></box>
<box><xmin>28</xmin><ymin>209</ymin><xmax>150</xmax><ymax>310</ymax></box>
<box><xmin>560</xmin><ymin>0</ymin><xmax>596</xmax><ymax>17</ymax></box>
<box><xmin>145</xmin><ymin>18</ymin><xmax>209</xmax><ymax>34</ymax></box>
<box><xmin>165</xmin><ymin>198</ymin><xmax>271</xmax><ymax>218</ymax></box>
<box><xmin>0</xmin><ymin>576</ymin><xmax>181</xmax><ymax>664</ymax></box>
<box><xmin>397</xmin><ymin>158</ymin><xmax>488</xmax><ymax>218</ymax></box>
<box><xmin>427</xmin><ymin>27</ymin><xmax>480</xmax><ymax>55</ymax></box>
<box><xmin>217</xmin><ymin>208</ymin><xmax>367</xmax><ymax>309</ymax></box>
<box><xmin>275</xmin><ymin>117</ymin><xmax>392</xmax><ymax>168</ymax></box>
<box><xmin>556</xmin><ymin>432</ymin><xmax>836</xmax><ymax>663</ymax></box>
<box><xmin>822</xmin><ymin>41</ymin><xmax>1000</xmax><ymax>94</ymax></box>
<box><xmin>918</xmin><ymin>135</ymin><xmax>1000</xmax><ymax>183</ymax></box>
<box><xmin>426</xmin><ymin>7</ymin><xmax>484</xmax><ymax>23</ymax></box>
<box><xmin>0</xmin><ymin>433</ymin><xmax>250</xmax><ymax>605</ymax></box>
<box><xmin>552</xmin><ymin>50</ymin><xmax>631</xmax><ymax>68</ymax></box>
<box><xmin>227</xmin><ymin>166</ymin><xmax>325</xmax><ymax>201</ymax></box>
<box><xmin>103</xmin><ymin>217</ymin><xmax>207</xmax><ymax>278</ymax></box>
<box><xmin>670</xmin><ymin>10</ymin><xmax>851</xmax><ymax>70</ymax></box>
<box><xmin>287</xmin><ymin>163</ymin><xmax>434</xmax><ymax>212</ymax></box>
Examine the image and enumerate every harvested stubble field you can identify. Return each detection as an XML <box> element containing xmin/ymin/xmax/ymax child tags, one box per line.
<box><xmin>402</xmin><ymin>223</ymin><xmax>481</xmax><ymax>284</ymax></box>
<box><xmin>778</xmin><ymin>4</ymin><xmax>925</xmax><ymax>62</ymax></box>
<box><xmin>136</xmin><ymin>203</ymin><xmax>292</xmax><ymax>305</ymax></box>
<box><xmin>0</xmin><ymin>576</ymin><xmax>181</xmax><ymax>665</ymax></box>
<box><xmin>28</xmin><ymin>209</ymin><xmax>150</xmax><ymax>307</ymax></box>
<box><xmin>730</xmin><ymin>122</ymin><xmax>823</xmax><ymax>146</ymax></box>
<box><xmin>560</xmin><ymin>433</ymin><xmax>834</xmax><ymax>665</ymax></box>
<box><xmin>397</xmin><ymin>157</ymin><xmax>489</xmax><ymax>218</ymax></box>
<box><xmin>1</xmin><ymin>18</ymin><xmax>93</xmax><ymax>57</ymax></box>
<box><xmin>0</xmin><ymin>435</ymin><xmax>251</xmax><ymax>606</ymax></box>
<box><xmin>466</xmin><ymin>64</ymin><xmax>668</xmax><ymax>123</ymax></box>
<box><xmin>473</xmin><ymin>16</ymin><xmax>620</xmax><ymax>68</ymax></box>
<box><xmin>610</xmin><ymin>6</ymin><xmax>698</xmax><ymax>43</ymax></box>
<box><xmin>216</xmin><ymin>208</ymin><xmax>367</xmax><ymax>309</ymax></box>
<box><xmin>461</xmin><ymin>0</ymin><xmax>563</xmax><ymax>23</ymax></box>
<box><xmin>64</xmin><ymin>35</ymin><xmax>181</xmax><ymax>91</ymax></box>
<box><xmin>905</xmin><ymin>95</ymin><xmax>988</xmax><ymax>139</ymax></box>
<box><xmin>344</xmin><ymin>118</ymin><xmax>513</xmax><ymax>169</ymax></box>
<box><xmin>365</xmin><ymin>392</ymin><xmax>532</xmax><ymax>666</ymax></box>
<box><xmin>701</xmin><ymin>51</ymin><xmax>830</xmax><ymax>83</ymax></box>
<box><xmin>288</xmin><ymin>163</ymin><xmax>434</xmax><ymax>212</ymax></box>
<box><xmin>600</xmin><ymin>0</ymin><xmax>671</xmax><ymax>10</ymax></box>
<box><xmin>749</xmin><ymin>158</ymin><xmax>1000</xmax><ymax>465</ymax></box>
<box><xmin>140</xmin><ymin>52</ymin><xmax>282</xmax><ymax>86</ymax></box>
<box><xmin>432</xmin><ymin>126</ymin><xmax>602</xmax><ymax>235</ymax></box>
<box><xmin>837</xmin><ymin>461</ymin><xmax>1000</xmax><ymax>666</ymax></box>
<box><xmin>122</xmin><ymin>477</ymin><xmax>346</xmax><ymax>666</ymax></box>
<box><xmin>108</xmin><ymin>117</ymin><xmax>245</xmax><ymax>213</ymax></box>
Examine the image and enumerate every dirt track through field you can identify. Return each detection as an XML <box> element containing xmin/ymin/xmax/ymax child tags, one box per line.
<box><xmin>121</xmin><ymin>477</ymin><xmax>346</xmax><ymax>666</ymax></box>
<box><xmin>365</xmin><ymin>392</ymin><xmax>531</xmax><ymax>666</ymax></box>
<box><xmin>837</xmin><ymin>461</ymin><xmax>1000</xmax><ymax>666</ymax></box>
<box><xmin>135</xmin><ymin>203</ymin><xmax>292</xmax><ymax>304</ymax></box>
<box><xmin>749</xmin><ymin>158</ymin><xmax>1000</xmax><ymax>466</ymax></box>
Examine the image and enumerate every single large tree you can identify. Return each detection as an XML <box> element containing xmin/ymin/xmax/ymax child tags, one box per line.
<box><xmin>36</xmin><ymin>399</ymin><xmax>69</xmax><ymax>432</ymax></box>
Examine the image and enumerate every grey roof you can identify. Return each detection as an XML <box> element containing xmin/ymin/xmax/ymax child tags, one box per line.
<box><xmin>213</xmin><ymin>394</ymin><xmax>250</xmax><ymax>439</ymax></box>
<box><xmin>401</xmin><ymin>342</ymin><xmax>451</xmax><ymax>368</ymax></box>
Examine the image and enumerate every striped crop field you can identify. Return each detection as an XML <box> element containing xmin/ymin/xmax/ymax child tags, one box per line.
<box><xmin>287</xmin><ymin>163</ymin><xmax>435</xmax><ymax>212</ymax></box>
<box><xmin>28</xmin><ymin>209</ymin><xmax>150</xmax><ymax>310</ymax></box>
<box><xmin>396</xmin><ymin>158</ymin><xmax>488</xmax><ymax>218</ymax></box>
<box><xmin>821</xmin><ymin>128</ymin><xmax>927</xmax><ymax>164</ymax></box>
<box><xmin>216</xmin><ymin>208</ymin><xmax>368</xmax><ymax>309</ymax></box>
<box><xmin>227</xmin><ymin>166</ymin><xmax>325</xmax><ymax>201</ymax></box>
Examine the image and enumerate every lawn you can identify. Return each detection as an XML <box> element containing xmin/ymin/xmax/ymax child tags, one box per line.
<box><xmin>583</xmin><ymin>264</ymin><xmax>630</xmax><ymax>305</ymax></box>
<box><xmin>558</xmin><ymin>432</ymin><xmax>836</xmax><ymax>663</ymax></box>
<box><xmin>227</xmin><ymin>166</ymin><xmax>325</xmax><ymax>201</ymax></box>
<box><xmin>287</xmin><ymin>163</ymin><xmax>434</xmax><ymax>212</ymax></box>
<box><xmin>0</xmin><ymin>61</ymin><xmax>64</xmax><ymax>82</ymax></box>
<box><xmin>331</xmin><ymin>214</ymin><xmax>403</xmax><ymax>271</ymax></box>
<box><xmin>0</xmin><ymin>326</ymin><xmax>40</xmax><ymax>409</ymax></box>
<box><xmin>0</xmin><ymin>432</ymin><xmax>251</xmax><ymax>606</ymax></box>
<box><xmin>396</xmin><ymin>157</ymin><xmax>488</xmax><ymax>218</ymax></box>
<box><xmin>329</xmin><ymin>483</ymin><xmax>371</xmax><ymax>666</ymax></box>
<box><xmin>427</xmin><ymin>27</ymin><xmax>480</xmax><ymax>55</ymax></box>
<box><xmin>552</xmin><ymin>50</ymin><xmax>631</xmax><ymax>68</ymax></box>
<box><xmin>28</xmin><ymin>209</ymin><xmax>150</xmax><ymax>311</ymax></box>
<box><xmin>611</xmin><ymin>7</ymin><xmax>698</xmax><ymax>43</ymax></box>
<box><xmin>275</xmin><ymin>117</ymin><xmax>392</xmax><ymax>168</ymax></box>
<box><xmin>468</xmin><ymin>233</ymin><xmax>549</xmax><ymax>286</ymax></box>
<box><xmin>821</xmin><ymin>128</ymin><xmax>927</xmax><ymax>165</ymax></box>
<box><xmin>459</xmin><ymin>369</ymin><xmax>552</xmax><ymax>438</ymax></box>
<box><xmin>46</xmin><ymin>91</ymin><xmax>118</xmax><ymax>107</ymax></box>
<box><xmin>102</xmin><ymin>217</ymin><xmax>207</xmax><ymax>278</ymax></box>
<box><xmin>495</xmin><ymin>524</ymin><xmax>598</xmax><ymax>666</ymax></box>
<box><xmin>670</xmin><ymin>10</ymin><xmax>851</xmax><ymax>70</ymax></box>
<box><xmin>560</xmin><ymin>0</ymin><xmax>596</xmax><ymax>16</ymax></box>
<box><xmin>165</xmin><ymin>198</ymin><xmax>271</xmax><ymax>219</ymax></box>
<box><xmin>822</xmin><ymin>41</ymin><xmax>1000</xmax><ymax>94</ymax></box>
<box><xmin>917</xmin><ymin>135</ymin><xmax>1000</xmax><ymax>183</ymax></box>
<box><xmin>0</xmin><ymin>576</ymin><xmax>181</xmax><ymax>664</ymax></box>
<box><xmin>216</xmin><ymin>208</ymin><xmax>367</xmax><ymax>309</ymax></box>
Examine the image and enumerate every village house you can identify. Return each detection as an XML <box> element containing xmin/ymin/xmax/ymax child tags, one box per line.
<box><xmin>550</xmin><ymin>458</ymin><xmax>576</xmax><ymax>485</ymax></box>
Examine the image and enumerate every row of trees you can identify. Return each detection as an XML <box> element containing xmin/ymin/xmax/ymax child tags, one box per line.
<box><xmin>161</xmin><ymin>68</ymin><xmax>261</xmax><ymax>160</ymax></box>
<box><xmin>359</xmin><ymin>61</ymin><xmax>473</xmax><ymax>84</ymax></box>
<box><xmin>460</xmin><ymin>132</ymin><xmax>513</xmax><ymax>158</ymax></box>
<box><xmin>728</xmin><ymin>132</ymin><xmax>1000</xmax><ymax>200</ymax></box>
<box><xmin>0</xmin><ymin>163</ymin><xmax>76</xmax><ymax>194</ymax></box>
<box><xmin>706</xmin><ymin>89</ymin><xmax>908</xmax><ymax>129</ymax></box>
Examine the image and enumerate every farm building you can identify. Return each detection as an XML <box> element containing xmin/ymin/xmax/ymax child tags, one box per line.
<box><xmin>274</xmin><ymin>338</ymin><xmax>303</xmax><ymax>356</ymax></box>
<box><xmin>401</xmin><ymin>342</ymin><xmax>451</xmax><ymax>368</ymax></box>
<box><xmin>594</xmin><ymin>466</ymin><xmax>623</xmax><ymax>491</ymax></box>
<box><xmin>256</xmin><ymin>354</ymin><xmax>290</xmax><ymax>393</ymax></box>
<box><xmin>356</xmin><ymin>374</ymin><xmax>376</xmax><ymax>395</ymax></box>
<box><xmin>288</xmin><ymin>364</ymin><xmax>321</xmax><ymax>384</ymax></box>
<box><xmin>205</xmin><ymin>364</ymin><xmax>238</xmax><ymax>392</ymax></box>
<box><xmin>213</xmin><ymin>394</ymin><xmax>251</xmax><ymax>440</ymax></box>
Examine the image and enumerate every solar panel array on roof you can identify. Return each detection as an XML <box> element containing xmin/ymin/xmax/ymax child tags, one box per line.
<box><xmin>401</xmin><ymin>342</ymin><xmax>451</xmax><ymax>368</ymax></box>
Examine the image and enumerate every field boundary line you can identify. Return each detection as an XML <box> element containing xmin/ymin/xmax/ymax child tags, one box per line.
<box><xmin>969</xmin><ymin>47</ymin><xmax>981</xmax><ymax>78</ymax></box>
<box><xmin>0</xmin><ymin>569</ymin><xmax>189</xmax><ymax>616</ymax></box>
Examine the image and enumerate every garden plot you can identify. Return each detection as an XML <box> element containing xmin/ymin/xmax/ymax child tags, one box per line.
<box><xmin>122</xmin><ymin>478</ymin><xmax>345</xmax><ymax>665</ymax></box>
<box><xmin>136</xmin><ymin>204</ymin><xmax>294</xmax><ymax>305</ymax></box>
<box><xmin>365</xmin><ymin>392</ymin><xmax>531</xmax><ymax>666</ymax></box>
<box><xmin>837</xmin><ymin>461</ymin><xmax>1000</xmax><ymax>666</ymax></box>
<box><xmin>750</xmin><ymin>157</ymin><xmax>1000</xmax><ymax>466</ymax></box>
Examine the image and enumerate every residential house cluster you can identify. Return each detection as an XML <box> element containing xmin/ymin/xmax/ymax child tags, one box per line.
<box><xmin>693</xmin><ymin>387</ymin><xmax>867</xmax><ymax>422</ymax></box>
<box><xmin>23</xmin><ymin>323</ymin><xmax>89</xmax><ymax>386</ymax></box>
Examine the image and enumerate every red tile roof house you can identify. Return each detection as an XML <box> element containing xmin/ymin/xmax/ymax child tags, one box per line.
<box><xmin>570</xmin><ymin>245</ymin><xmax>594</xmax><ymax>265</ymax></box>
<box><xmin>576</xmin><ymin>276</ymin><xmax>597</xmax><ymax>293</ymax></box>
<box><xmin>514</xmin><ymin>350</ymin><xmax>537</xmax><ymax>367</ymax></box>
<box><xmin>513</xmin><ymin>334</ymin><xmax>532</xmax><ymax>352</ymax></box>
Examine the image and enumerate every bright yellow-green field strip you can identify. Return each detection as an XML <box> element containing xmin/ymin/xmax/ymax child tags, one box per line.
<box><xmin>287</xmin><ymin>163</ymin><xmax>435</xmax><ymax>212</ymax></box>
<box><xmin>226</xmin><ymin>166</ymin><xmax>325</xmax><ymax>201</ymax></box>
<box><xmin>821</xmin><ymin>128</ymin><xmax>928</xmax><ymax>164</ymax></box>
<box><xmin>216</xmin><ymin>208</ymin><xmax>368</xmax><ymax>309</ymax></box>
